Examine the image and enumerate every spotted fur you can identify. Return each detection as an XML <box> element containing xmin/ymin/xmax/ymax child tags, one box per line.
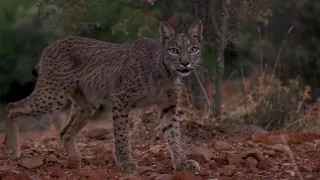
<box><xmin>5</xmin><ymin>20</ymin><xmax>204</xmax><ymax>172</ymax></box>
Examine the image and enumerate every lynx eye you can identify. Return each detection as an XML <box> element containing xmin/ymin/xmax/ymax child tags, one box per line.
<box><xmin>168</xmin><ymin>48</ymin><xmax>179</xmax><ymax>55</ymax></box>
<box><xmin>190</xmin><ymin>47</ymin><xmax>199</xmax><ymax>55</ymax></box>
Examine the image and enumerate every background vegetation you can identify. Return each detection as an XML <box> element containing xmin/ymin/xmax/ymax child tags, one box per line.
<box><xmin>0</xmin><ymin>0</ymin><xmax>320</xmax><ymax>132</ymax></box>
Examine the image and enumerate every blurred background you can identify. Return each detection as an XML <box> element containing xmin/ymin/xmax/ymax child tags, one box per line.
<box><xmin>0</xmin><ymin>0</ymin><xmax>320</xmax><ymax>133</ymax></box>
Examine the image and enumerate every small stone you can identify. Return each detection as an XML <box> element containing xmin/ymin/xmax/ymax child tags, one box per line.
<box><xmin>50</xmin><ymin>170</ymin><xmax>65</xmax><ymax>178</ymax></box>
<box><xmin>214</xmin><ymin>141</ymin><xmax>235</xmax><ymax>151</ymax></box>
<box><xmin>21</xmin><ymin>142</ymin><xmax>32</xmax><ymax>150</ymax></box>
<box><xmin>263</xmin><ymin>150</ymin><xmax>275</xmax><ymax>156</ymax></box>
<box><xmin>313</xmin><ymin>139</ymin><xmax>320</xmax><ymax>148</ymax></box>
<box><xmin>246</xmin><ymin>141</ymin><xmax>256</xmax><ymax>147</ymax></box>
<box><xmin>148</xmin><ymin>145</ymin><xmax>164</xmax><ymax>154</ymax></box>
<box><xmin>306</xmin><ymin>173</ymin><xmax>320</xmax><ymax>180</ymax></box>
<box><xmin>243</xmin><ymin>157</ymin><xmax>258</xmax><ymax>168</ymax></box>
<box><xmin>284</xmin><ymin>170</ymin><xmax>295</xmax><ymax>176</ymax></box>
<box><xmin>19</xmin><ymin>157</ymin><xmax>44</xmax><ymax>169</ymax></box>
<box><xmin>246</xmin><ymin>125</ymin><xmax>268</xmax><ymax>134</ymax></box>
<box><xmin>298</xmin><ymin>166</ymin><xmax>312</xmax><ymax>173</ymax></box>
<box><xmin>220</xmin><ymin>165</ymin><xmax>237</xmax><ymax>177</ymax></box>
<box><xmin>269</xmin><ymin>167</ymin><xmax>279</xmax><ymax>172</ymax></box>
<box><xmin>225</xmin><ymin>153</ymin><xmax>243</xmax><ymax>165</ymax></box>
<box><xmin>251</xmin><ymin>133</ymin><xmax>268</xmax><ymax>144</ymax></box>
<box><xmin>270</xmin><ymin>144</ymin><xmax>291</xmax><ymax>154</ymax></box>
<box><xmin>247</xmin><ymin>167</ymin><xmax>259</xmax><ymax>174</ymax></box>
<box><xmin>257</xmin><ymin>160</ymin><xmax>269</xmax><ymax>170</ymax></box>
<box><xmin>209</xmin><ymin>160</ymin><xmax>219</xmax><ymax>170</ymax></box>
<box><xmin>46</xmin><ymin>156</ymin><xmax>58</xmax><ymax>163</ymax></box>
<box><xmin>65</xmin><ymin>156</ymin><xmax>81</xmax><ymax>169</ymax></box>
<box><xmin>186</xmin><ymin>147</ymin><xmax>214</xmax><ymax>163</ymax></box>
<box><xmin>267</xmin><ymin>134</ymin><xmax>289</xmax><ymax>145</ymax></box>
<box><xmin>240</xmin><ymin>149</ymin><xmax>264</xmax><ymax>162</ymax></box>
<box><xmin>85</xmin><ymin>127</ymin><xmax>110</xmax><ymax>140</ymax></box>
<box><xmin>213</xmin><ymin>158</ymin><xmax>226</xmax><ymax>166</ymax></box>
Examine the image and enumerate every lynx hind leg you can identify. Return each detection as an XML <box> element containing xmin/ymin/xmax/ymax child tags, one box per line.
<box><xmin>157</xmin><ymin>90</ymin><xmax>200</xmax><ymax>172</ymax></box>
<box><xmin>50</xmin><ymin>102</ymin><xmax>72</xmax><ymax>133</ymax></box>
<box><xmin>60</xmin><ymin>91</ymin><xmax>97</xmax><ymax>157</ymax></box>
<box><xmin>59</xmin><ymin>102</ymin><xmax>77</xmax><ymax>142</ymax></box>
<box><xmin>5</xmin><ymin>88</ymin><xmax>70</xmax><ymax>159</ymax></box>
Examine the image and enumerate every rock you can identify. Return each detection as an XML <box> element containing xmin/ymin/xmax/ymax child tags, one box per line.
<box><xmin>148</xmin><ymin>145</ymin><xmax>164</xmax><ymax>154</ymax></box>
<box><xmin>220</xmin><ymin>165</ymin><xmax>236</xmax><ymax>177</ymax></box>
<box><xmin>155</xmin><ymin>174</ymin><xmax>174</xmax><ymax>180</ymax></box>
<box><xmin>240</xmin><ymin>149</ymin><xmax>264</xmax><ymax>162</ymax></box>
<box><xmin>298</xmin><ymin>166</ymin><xmax>313</xmax><ymax>172</ymax></box>
<box><xmin>65</xmin><ymin>156</ymin><xmax>81</xmax><ymax>169</ymax></box>
<box><xmin>269</xmin><ymin>167</ymin><xmax>279</xmax><ymax>172</ymax></box>
<box><xmin>208</xmin><ymin>160</ymin><xmax>219</xmax><ymax>170</ymax></box>
<box><xmin>224</xmin><ymin>153</ymin><xmax>243</xmax><ymax>165</ymax></box>
<box><xmin>306</xmin><ymin>173</ymin><xmax>320</xmax><ymax>180</ymax></box>
<box><xmin>267</xmin><ymin>134</ymin><xmax>289</xmax><ymax>145</ymax></box>
<box><xmin>85</xmin><ymin>127</ymin><xmax>110</xmax><ymax>140</ymax></box>
<box><xmin>186</xmin><ymin>147</ymin><xmax>214</xmax><ymax>163</ymax></box>
<box><xmin>246</xmin><ymin>125</ymin><xmax>268</xmax><ymax>134</ymax></box>
<box><xmin>263</xmin><ymin>150</ymin><xmax>275</xmax><ymax>156</ymax></box>
<box><xmin>214</xmin><ymin>141</ymin><xmax>235</xmax><ymax>151</ymax></box>
<box><xmin>246</xmin><ymin>141</ymin><xmax>257</xmax><ymax>147</ymax></box>
<box><xmin>251</xmin><ymin>133</ymin><xmax>268</xmax><ymax>144</ymax></box>
<box><xmin>284</xmin><ymin>170</ymin><xmax>295</xmax><ymax>177</ymax></box>
<box><xmin>243</xmin><ymin>157</ymin><xmax>258</xmax><ymax>168</ymax></box>
<box><xmin>19</xmin><ymin>157</ymin><xmax>44</xmax><ymax>169</ymax></box>
<box><xmin>21</xmin><ymin>142</ymin><xmax>32</xmax><ymax>150</ymax></box>
<box><xmin>172</xmin><ymin>171</ymin><xmax>203</xmax><ymax>180</ymax></box>
<box><xmin>314</xmin><ymin>139</ymin><xmax>320</xmax><ymax>147</ymax></box>
<box><xmin>247</xmin><ymin>167</ymin><xmax>259</xmax><ymax>174</ymax></box>
<box><xmin>46</xmin><ymin>156</ymin><xmax>58</xmax><ymax>163</ymax></box>
<box><xmin>270</xmin><ymin>144</ymin><xmax>291</xmax><ymax>154</ymax></box>
<box><xmin>50</xmin><ymin>170</ymin><xmax>66</xmax><ymax>178</ymax></box>
<box><xmin>257</xmin><ymin>160</ymin><xmax>269</xmax><ymax>170</ymax></box>
<box><xmin>213</xmin><ymin>157</ymin><xmax>226</xmax><ymax>166</ymax></box>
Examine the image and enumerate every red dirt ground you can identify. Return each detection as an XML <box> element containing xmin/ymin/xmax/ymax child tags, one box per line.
<box><xmin>1</xmin><ymin>118</ymin><xmax>320</xmax><ymax>180</ymax></box>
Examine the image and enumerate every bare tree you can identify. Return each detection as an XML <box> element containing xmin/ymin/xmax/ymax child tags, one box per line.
<box><xmin>190</xmin><ymin>0</ymin><xmax>273</xmax><ymax>117</ymax></box>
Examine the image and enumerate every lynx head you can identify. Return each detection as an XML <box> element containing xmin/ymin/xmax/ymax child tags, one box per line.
<box><xmin>159</xmin><ymin>19</ymin><xmax>203</xmax><ymax>77</ymax></box>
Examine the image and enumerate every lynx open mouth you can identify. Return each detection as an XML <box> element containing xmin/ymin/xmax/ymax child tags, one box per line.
<box><xmin>176</xmin><ymin>68</ymin><xmax>191</xmax><ymax>76</ymax></box>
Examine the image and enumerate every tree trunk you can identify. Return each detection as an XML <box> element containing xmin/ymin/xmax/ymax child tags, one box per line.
<box><xmin>213</xmin><ymin>49</ymin><xmax>225</xmax><ymax>117</ymax></box>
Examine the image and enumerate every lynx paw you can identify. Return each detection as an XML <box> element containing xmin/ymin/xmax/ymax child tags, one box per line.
<box><xmin>117</xmin><ymin>161</ymin><xmax>138</xmax><ymax>172</ymax></box>
<box><xmin>4</xmin><ymin>131</ymin><xmax>21</xmax><ymax>159</ymax></box>
<box><xmin>176</xmin><ymin>160</ymin><xmax>201</xmax><ymax>172</ymax></box>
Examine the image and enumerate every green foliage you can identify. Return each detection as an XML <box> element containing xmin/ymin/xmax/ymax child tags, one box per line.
<box><xmin>0</xmin><ymin>0</ymin><xmax>63</xmax><ymax>95</ymax></box>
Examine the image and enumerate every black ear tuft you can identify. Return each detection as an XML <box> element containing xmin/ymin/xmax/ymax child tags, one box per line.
<box><xmin>188</xmin><ymin>19</ymin><xmax>203</xmax><ymax>43</ymax></box>
<box><xmin>159</xmin><ymin>21</ymin><xmax>175</xmax><ymax>44</ymax></box>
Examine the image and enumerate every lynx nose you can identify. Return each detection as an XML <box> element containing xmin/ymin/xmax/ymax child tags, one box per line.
<box><xmin>180</xmin><ymin>62</ymin><xmax>190</xmax><ymax>67</ymax></box>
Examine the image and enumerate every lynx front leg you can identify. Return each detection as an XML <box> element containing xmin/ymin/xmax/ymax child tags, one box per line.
<box><xmin>158</xmin><ymin>92</ymin><xmax>200</xmax><ymax>172</ymax></box>
<box><xmin>4</xmin><ymin>116</ymin><xmax>20</xmax><ymax>159</ymax></box>
<box><xmin>112</xmin><ymin>98</ymin><xmax>137</xmax><ymax>172</ymax></box>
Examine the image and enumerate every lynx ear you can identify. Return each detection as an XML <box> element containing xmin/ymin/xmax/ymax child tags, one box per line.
<box><xmin>159</xmin><ymin>21</ymin><xmax>175</xmax><ymax>44</ymax></box>
<box><xmin>188</xmin><ymin>19</ymin><xmax>203</xmax><ymax>43</ymax></box>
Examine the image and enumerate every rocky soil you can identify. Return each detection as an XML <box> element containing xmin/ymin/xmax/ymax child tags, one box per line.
<box><xmin>1</xmin><ymin>117</ymin><xmax>320</xmax><ymax>180</ymax></box>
